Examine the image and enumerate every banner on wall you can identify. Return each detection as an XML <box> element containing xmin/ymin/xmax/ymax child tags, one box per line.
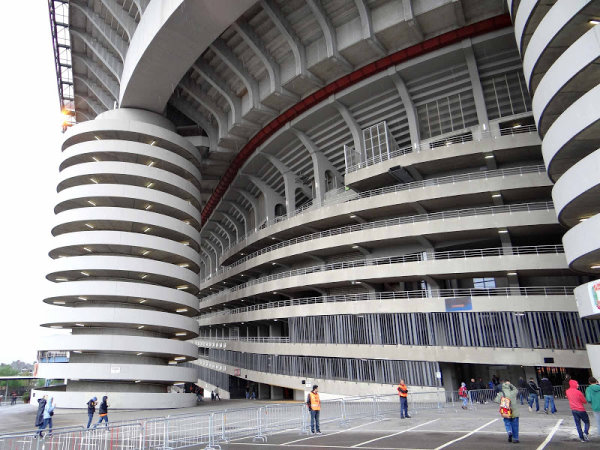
<box><xmin>589</xmin><ymin>280</ymin><xmax>600</xmax><ymax>312</ymax></box>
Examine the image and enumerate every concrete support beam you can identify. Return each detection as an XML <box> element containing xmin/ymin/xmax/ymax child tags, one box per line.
<box><xmin>100</xmin><ymin>0</ymin><xmax>137</xmax><ymax>41</ymax></box>
<box><xmin>353</xmin><ymin>0</ymin><xmax>386</xmax><ymax>56</ymax></box>
<box><xmin>390</xmin><ymin>72</ymin><xmax>421</xmax><ymax>147</ymax></box>
<box><xmin>72</xmin><ymin>53</ymin><xmax>120</xmax><ymax>100</ymax></box>
<box><xmin>260</xmin><ymin>0</ymin><xmax>323</xmax><ymax>86</ymax></box>
<box><xmin>180</xmin><ymin>79</ymin><xmax>228</xmax><ymax>142</ymax></box>
<box><xmin>463</xmin><ymin>40</ymin><xmax>489</xmax><ymax>130</ymax></box>
<box><xmin>74</xmin><ymin>75</ymin><xmax>114</xmax><ymax>110</ymax></box>
<box><xmin>402</xmin><ymin>0</ymin><xmax>424</xmax><ymax>41</ymax></box>
<box><xmin>262</xmin><ymin>154</ymin><xmax>310</xmax><ymax>217</ymax></box>
<box><xmin>169</xmin><ymin>97</ymin><xmax>218</xmax><ymax>150</ymax></box>
<box><xmin>333</xmin><ymin>101</ymin><xmax>363</xmax><ymax>157</ymax></box>
<box><xmin>234</xmin><ymin>189</ymin><xmax>261</xmax><ymax>231</ymax></box>
<box><xmin>243</xmin><ymin>175</ymin><xmax>285</xmax><ymax>224</ymax></box>
<box><xmin>306</xmin><ymin>0</ymin><xmax>353</xmax><ymax>71</ymax></box>
<box><xmin>71</xmin><ymin>29</ymin><xmax>123</xmax><ymax>82</ymax></box>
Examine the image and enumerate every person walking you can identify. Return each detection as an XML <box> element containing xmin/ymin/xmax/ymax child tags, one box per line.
<box><xmin>518</xmin><ymin>377</ymin><xmax>527</xmax><ymax>405</ymax></box>
<box><xmin>94</xmin><ymin>396</ymin><xmax>109</xmax><ymax>429</ymax></box>
<box><xmin>214</xmin><ymin>386</ymin><xmax>221</xmax><ymax>401</ymax></box>
<box><xmin>526</xmin><ymin>378</ymin><xmax>540</xmax><ymax>412</ymax></box>
<box><xmin>566</xmin><ymin>379</ymin><xmax>590</xmax><ymax>442</ymax></box>
<box><xmin>33</xmin><ymin>396</ymin><xmax>47</xmax><ymax>437</ymax></box>
<box><xmin>245</xmin><ymin>386</ymin><xmax>250</xmax><ymax>400</ymax></box>
<box><xmin>459</xmin><ymin>382</ymin><xmax>469</xmax><ymax>409</ymax></box>
<box><xmin>397</xmin><ymin>379</ymin><xmax>410</xmax><ymax>418</ymax></box>
<box><xmin>539</xmin><ymin>376</ymin><xmax>557</xmax><ymax>414</ymax></box>
<box><xmin>585</xmin><ymin>377</ymin><xmax>600</xmax><ymax>435</ymax></box>
<box><xmin>306</xmin><ymin>385</ymin><xmax>321</xmax><ymax>434</ymax></box>
<box><xmin>86</xmin><ymin>397</ymin><xmax>97</xmax><ymax>428</ymax></box>
<box><xmin>494</xmin><ymin>379</ymin><xmax>520</xmax><ymax>443</ymax></box>
<box><xmin>36</xmin><ymin>397</ymin><xmax>55</xmax><ymax>438</ymax></box>
<box><xmin>11</xmin><ymin>392</ymin><xmax>17</xmax><ymax>405</ymax></box>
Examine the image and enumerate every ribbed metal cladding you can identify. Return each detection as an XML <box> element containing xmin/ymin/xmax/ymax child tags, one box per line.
<box><xmin>36</xmin><ymin>109</ymin><xmax>201</xmax><ymax>407</ymax></box>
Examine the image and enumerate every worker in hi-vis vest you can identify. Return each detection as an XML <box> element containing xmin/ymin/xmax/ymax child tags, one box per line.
<box><xmin>306</xmin><ymin>385</ymin><xmax>322</xmax><ymax>434</ymax></box>
<box><xmin>397</xmin><ymin>379</ymin><xmax>411</xmax><ymax>419</ymax></box>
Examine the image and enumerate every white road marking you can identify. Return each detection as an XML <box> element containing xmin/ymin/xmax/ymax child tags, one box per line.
<box><xmin>434</xmin><ymin>418</ymin><xmax>498</xmax><ymax>449</ymax></box>
<box><xmin>351</xmin><ymin>419</ymin><xmax>439</xmax><ymax>447</ymax></box>
<box><xmin>281</xmin><ymin>419</ymin><xmax>382</xmax><ymax>445</ymax></box>
<box><xmin>536</xmin><ymin>419</ymin><xmax>563</xmax><ymax>450</ymax></box>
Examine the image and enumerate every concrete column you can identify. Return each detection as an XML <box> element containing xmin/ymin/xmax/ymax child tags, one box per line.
<box><xmin>269</xmin><ymin>322</ymin><xmax>282</xmax><ymax>337</ymax></box>
<box><xmin>462</xmin><ymin>40</ymin><xmax>489</xmax><ymax>133</ymax></box>
<box><xmin>244</xmin><ymin>175</ymin><xmax>285</xmax><ymax>224</ymax></box>
<box><xmin>271</xmin><ymin>385</ymin><xmax>284</xmax><ymax>400</ymax></box>
<box><xmin>258</xmin><ymin>383</ymin><xmax>270</xmax><ymax>400</ymax></box>
<box><xmin>390</xmin><ymin>71</ymin><xmax>421</xmax><ymax>148</ymax></box>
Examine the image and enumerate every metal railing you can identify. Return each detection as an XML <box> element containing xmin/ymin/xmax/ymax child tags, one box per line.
<box><xmin>345</xmin><ymin>125</ymin><xmax>537</xmax><ymax>173</ymax></box>
<box><xmin>199</xmin><ymin>243</ymin><xmax>564</xmax><ymax>306</ymax></box>
<box><xmin>0</xmin><ymin>396</ymin><xmax>24</xmax><ymax>407</ymax></box>
<box><xmin>198</xmin><ymin>286</ymin><xmax>574</xmax><ymax>322</ymax></box>
<box><xmin>214</xmin><ymin>164</ymin><xmax>547</xmax><ymax>268</ymax></box>
<box><xmin>201</xmin><ymin>201</ymin><xmax>554</xmax><ymax>284</ymax></box>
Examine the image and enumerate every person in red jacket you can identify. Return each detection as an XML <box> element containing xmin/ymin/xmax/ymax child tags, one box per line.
<box><xmin>566</xmin><ymin>379</ymin><xmax>590</xmax><ymax>442</ymax></box>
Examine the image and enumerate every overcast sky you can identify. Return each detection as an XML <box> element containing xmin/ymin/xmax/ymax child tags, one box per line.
<box><xmin>0</xmin><ymin>4</ymin><xmax>64</xmax><ymax>363</ymax></box>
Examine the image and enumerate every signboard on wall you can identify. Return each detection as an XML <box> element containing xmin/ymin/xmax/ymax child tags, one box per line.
<box><xmin>233</xmin><ymin>368</ymin><xmax>241</xmax><ymax>376</ymax></box>
<box><xmin>589</xmin><ymin>280</ymin><xmax>600</xmax><ymax>312</ymax></box>
<box><xmin>444</xmin><ymin>297</ymin><xmax>473</xmax><ymax>312</ymax></box>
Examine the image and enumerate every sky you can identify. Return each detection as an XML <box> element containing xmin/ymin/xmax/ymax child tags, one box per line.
<box><xmin>0</xmin><ymin>4</ymin><xmax>64</xmax><ymax>363</ymax></box>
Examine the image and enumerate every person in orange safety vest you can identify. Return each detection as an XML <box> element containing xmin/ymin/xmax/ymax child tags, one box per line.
<box><xmin>306</xmin><ymin>385</ymin><xmax>322</xmax><ymax>434</ymax></box>
<box><xmin>397</xmin><ymin>380</ymin><xmax>411</xmax><ymax>419</ymax></box>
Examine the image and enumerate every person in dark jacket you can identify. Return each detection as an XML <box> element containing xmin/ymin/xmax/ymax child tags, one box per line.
<box><xmin>526</xmin><ymin>378</ymin><xmax>540</xmax><ymax>412</ymax></box>
<box><xmin>86</xmin><ymin>397</ymin><xmax>97</xmax><ymax>428</ymax></box>
<box><xmin>34</xmin><ymin>396</ymin><xmax>47</xmax><ymax>434</ymax></box>
<box><xmin>93</xmin><ymin>396</ymin><xmax>109</xmax><ymax>428</ymax></box>
<box><xmin>518</xmin><ymin>377</ymin><xmax>527</xmax><ymax>405</ymax></box>
<box><xmin>539</xmin><ymin>377</ymin><xmax>557</xmax><ymax>414</ymax></box>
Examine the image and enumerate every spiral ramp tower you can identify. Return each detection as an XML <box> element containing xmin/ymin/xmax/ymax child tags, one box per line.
<box><xmin>34</xmin><ymin>109</ymin><xmax>201</xmax><ymax>408</ymax></box>
<box><xmin>508</xmin><ymin>0</ymin><xmax>600</xmax><ymax>375</ymax></box>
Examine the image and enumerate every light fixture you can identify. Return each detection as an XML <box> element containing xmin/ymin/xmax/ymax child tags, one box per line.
<box><xmin>56</xmin><ymin>277</ymin><xmax>68</xmax><ymax>282</ymax></box>
<box><xmin>145</xmin><ymin>204</ymin><xmax>152</xmax><ymax>210</ymax></box>
<box><xmin>272</xmin><ymin>292</ymin><xmax>278</xmax><ymax>295</ymax></box>
<box><xmin>85</xmin><ymin>223</ymin><xmax>94</xmax><ymax>229</ymax></box>
<box><xmin>138</xmin><ymin>325</ymin><xmax>145</xmax><ymax>329</ymax></box>
<box><xmin>142</xmin><ymin>250</ymin><xmax>151</xmax><ymax>256</ymax></box>
<box><xmin>83</xmin><ymin>247</ymin><xmax>92</xmax><ymax>253</ymax></box>
<box><xmin>240</xmin><ymin>253</ymin><xmax>245</xmax><ymax>256</ymax></box>
<box><xmin>591</xmin><ymin>265</ymin><xmax>600</xmax><ymax>270</ymax></box>
<box><xmin>150</xmin><ymin>141</ymin><xmax>156</xmax><ymax>146</ymax></box>
<box><xmin>75</xmin><ymin>323</ymin><xmax>85</xmax><ymax>327</ymax></box>
<box><xmin>136</xmin><ymin>352</ymin><xmax>143</xmax><ymax>356</ymax></box>
<box><xmin>175</xmin><ymin>332</ymin><xmax>187</xmax><ymax>336</ymax></box>
<box><xmin>72</xmin><ymin>351</ymin><xmax>82</xmax><ymax>354</ymax></box>
<box><xmin>179</xmin><ymin>263</ymin><xmax>189</xmax><ymax>268</ymax></box>
<box><xmin>53</xmin><ymin>301</ymin><xmax>66</xmax><ymax>305</ymax></box>
<box><xmin>181</xmin><ymin>241</ymin><xmax>189</xmax><ymax>246</ymax></box>
<box><xmin>271</xmin><ymin>237</ymin><xmax>277</xmax><ymax>240</ymax></box>
<box><xmin>143</xmin><ymin>227</ymin><xmax>152</xmax><ymax>233</ymax></box>
<box><xmin>349</xmin><ymin>215</ymin><xmax>356</xmax><ymax>218</ymax></box>
<box><xmin>272</xmin><ymin>262</ymin><xmax>277</xmax><ymax>266</ymax></box>
<box><xmin>484</xmin><ymin>155</ymin><xmax>494</xmax><ymax>159</ymax></box>
<box><xmin>147</xmin><ymin>161</ymin><xmax>155</xmax><ymax>167</ymax></box>
<box><xmin>506</xmin><ymin>272</ymin><xmax>518</xmax><ymax>276</ymax></box>
<box><xmin>141</xmin><ymin>274</ymin><xmax>148</xmax><ymax>280</ymax></box>
<box><xmin>89</xmin><ymin>178</ymin><xmax>98</xmax><ymax>184</ymax></box>
<box><xmin>78</xmin><ymin>297</ymin><xmax>87</xmax><ymax>301</ymax></box>
<box><xmin>514</xmin><ymin>312</ymin><xmax>526</xmax><ymax>317</ymax></box>
<box><xmin>87</xmin><ymin>200</ymin><xmax>97</xmax><ymax>206</ymax></box>
<box><xmin>94</xmin><ymin>136</ymin><xmax>100</xmax><ymax>140</ymax></box>
<box><xmin>80</xmin><ymin>271</ymin><xmax>90</xmax><ymax>276</ymax></box>
<box><xmin>176</xmin><ymin>308</ymin><xmax>188</xmax><ymax>313</ymax></box>
<box><xmin>579</xmin><ymin>217</ymin><xmax>590</xmax><ymax>223</ymax></box>
<box><xmin>351</xmin><ymin>245</ymin><xmax>359</xmax><ymax>249</ymax></box>
<box><xmin>168</xmin><ymin>360</ymin><xmax>177</xmax><ymax>365</ymax></box>
<box><xmin>498</xmin><ymin>229</ymin><xmax>509</xmax><ymax>234</ymax></box>
<box><xmin>512</xmin><ymin>124</ymin><xmax>521</xmax><ymax>129</ymax></box>
<box><xmin>134</xmin><ymin>380</ymin><xmax>141</xmax><ymax>383</ymax></box>
<box><xmin>92</xmin><ymin>156</ymin><xmax>100</xmax><ymax>162</ymax></box>
<box><xmin>176</xmin><ymin>285</ymin><xmax>189</xmax><ymax>290</ymax></box>
<box><xmin>175</xmin><ymin>356</ymin><xmax>186</xmax><ymax>361</ymax></box>
<box><xmin>492</xmin><ymin>193</ymin><xmax>502</xmax><ymax>198</ymax></box>
<box><xmin>139</xmin><ymin>299</ymin><xmax>146</xmax><ymax>304</ymax></box>
<box><xmin>146</xmin><ymin>182</ymin><xmax>155</xmax><ymax>188</ymax></box>
<box><xmin>589</xmin><ymin>19</ymin><xmax>600</xmax><ymax>25</ymax></box>
<box><xmin>50</xmin><ymin>325</ymin><xmax>63</xmax><ymax>329</ymax></box>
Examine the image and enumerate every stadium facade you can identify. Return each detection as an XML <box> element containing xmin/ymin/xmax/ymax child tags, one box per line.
<box><xmin>35</xmin><ymin>0</ymin><xmax>600</xmax><ymax>408</ymax></box>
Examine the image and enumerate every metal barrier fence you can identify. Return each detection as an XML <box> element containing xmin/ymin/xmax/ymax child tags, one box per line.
<box><xmin>0</xmin><ymin>388</ymin><xmax>573</xmax><ymax>450</ymax></box>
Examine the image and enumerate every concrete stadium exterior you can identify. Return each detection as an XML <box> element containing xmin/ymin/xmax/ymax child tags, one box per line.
<box><xmin>35</xmin><ymin>0</ymin><xmax>600</xmax><ymax>408</ymax></box>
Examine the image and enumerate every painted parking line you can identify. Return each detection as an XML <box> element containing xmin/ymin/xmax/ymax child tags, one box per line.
<box><xmin>281</xmin><ymin>419</ymin><xmax>383</xmax><ymax>445</ymax></box>
<box><xmin>351</xmin><ymin>419</ymin><xmax>439</xmax><ymax>447</ymax></box>
<box><xmin>227</xmin><ymin>444</ymin><xmax>427</xmax><ymax>449</ymax></box>
<box><xmin>536</xmin><ymin>419</ymin><xmax>563</xmax><ymax>450</ymax></box>
<box><xmin>434</xmin><ymin>418</ymin><xmax>498</xmax><ymax>449</ymax></box>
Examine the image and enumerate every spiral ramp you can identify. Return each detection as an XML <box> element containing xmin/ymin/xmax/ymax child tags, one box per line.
<box><xmin>34</xmin><ymin>109</ymin><xmax>201</xmax><ymax>408</ymax></box>
<box><xmin>509</xmin><ymin>0</ymin><xmax>600</xmax><ymax>373</ymax></box>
